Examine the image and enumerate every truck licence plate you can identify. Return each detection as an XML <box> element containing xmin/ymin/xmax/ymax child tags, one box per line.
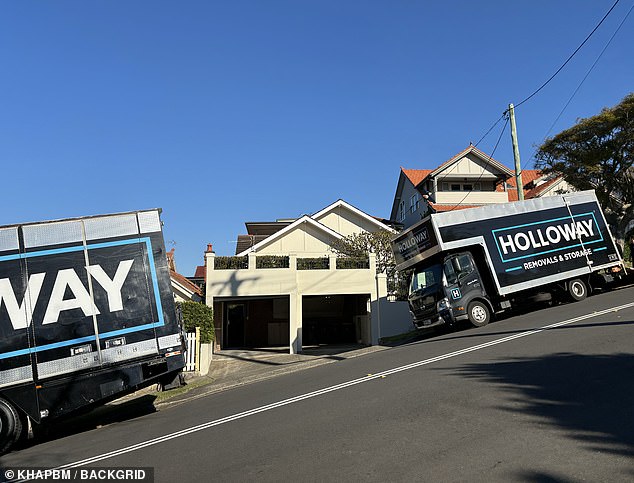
<box><xmin>423</xmin><ymin>319</ymin><xmax>432</xmax><ymax>326</ymax></box>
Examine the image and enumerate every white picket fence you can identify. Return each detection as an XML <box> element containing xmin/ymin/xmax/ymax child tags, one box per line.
<box><xmin>184</xmin><ymin>330</ymin><xmax>199</xmax><ymax>372</ymax></box>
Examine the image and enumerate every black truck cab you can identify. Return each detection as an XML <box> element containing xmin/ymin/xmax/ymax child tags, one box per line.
<box><xmin>408</xmin><ymin>251</ymin><xmax>491</xmax><ymax>329</ymax></box>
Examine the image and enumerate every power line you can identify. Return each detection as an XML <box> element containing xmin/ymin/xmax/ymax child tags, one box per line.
<box><xmin>428</xmin><ymin>1</ymin><xmax>623</xmax><ymax>211</ymax></box>
<box><xmin>524</xmin><ymin>0</ymin><xmax>634</xmax><ymax>171</ymax></box>
<box><xmin>473</xmin><ymin>114</ymin><xmax>506</xmax><ymax>149</ymax></box>
<box><xmin>434</xmin><ymin>113</ymin><xmax>506</xmax><ymax>189</ymax></box>
<box><xmin>514</xmin><ymin>0</ymin><xmax>621</xmax><ymax>109</ymax></box>
<box><xmin>446</xmin><ymin>116</ymin><xmax>510</xmax><ymax>211</ymax></box>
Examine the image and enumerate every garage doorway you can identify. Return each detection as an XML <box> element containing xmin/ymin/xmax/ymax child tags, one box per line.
<box><xmin>220</xmin><ymin>297</ymin><xmax>290</xmax><ymax>349</ymax></box>
<box><xmin>302</xmin><ymin>294</ymin><xmax>369</xmax><ymax>346</ymax></box>
<box><xmin>225</xmin><ymin>303</ymin><xmax>246</xmax><ymax>348</ymax></box>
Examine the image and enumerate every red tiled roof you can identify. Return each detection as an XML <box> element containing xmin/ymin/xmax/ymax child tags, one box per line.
<box><xmin>194</xmin><ymin>265</ymin><xmax>205</xmax><ymax>278</ymax></box>
<box><xmin>506</xmin><ymin>170</ymin><xmax>542</xmax><ymax>187</ymax></box>
<box><xmin>170</xmin><ymin>270</ymin><xmax>203</xmax><ymax>297</ymax></box>
<box><xmin>504</xmin><ymin>170</ymin><xmax>546</xmax><ymax>201</ymax></box>
<box><xmin>521</xmin><ymin>169</ymin><xmax>543</xmax><ymax>185</ymax></box>
<box><xmin>402</xmin><ymin>168</ymin><xmax>432</xmax><ymax>187</ymax></box>
<box><xmin>432</xmin><ymin>204</ymin><xmax>480</xmax><ymax>212</ymax></box>
<box><xmin>525</xmin><ymin>176</ymin><xmax>561</xmax><ymax>199</ymax></box>
<box><xmin>402</xmin><ymin>145</ymin><xmax>514</xmax><ymax>191</ymax></box>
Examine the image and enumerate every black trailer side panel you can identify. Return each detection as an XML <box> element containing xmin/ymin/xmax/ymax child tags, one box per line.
<box><xmin>0</xmin><ymin>227</ymin><xmax>34</xmax><ymax>393</ymax></box>
<box><xmin>438</xmin><ymin>200</ymin><xmax>620</xmax><ymax>291</ymax></box>
<box><xmin>0</xmin><ymin>210</ymin><xmax>184</xmax><ymax>421</ymax></box>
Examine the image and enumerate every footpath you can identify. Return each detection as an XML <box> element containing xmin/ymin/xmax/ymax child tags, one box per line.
<box><xmin>155</xmin><ymin>344</ymin><xmax>388</xmax><ymax>408</ymax></box>
<box><xmin>109</xmin><ymin>344</ymin><xmax>394</xmax><ymax>410</ymax></box>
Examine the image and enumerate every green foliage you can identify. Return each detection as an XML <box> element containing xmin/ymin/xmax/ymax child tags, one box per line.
<box><xmin>336</xmin><ymin>256</ymin><xmax>369</xmax><ymax>269</ymax></box>
<box><xmin>535</xmin><ymin>93</ymin><xmax>634</xmax><ymax>236</ymax></box>
<box><xmin>389</xmin><ymin>268</ymin><xmax>412</xmax><ymax>301</ymax></box>
<box><xmin>256</xmin><ymin>255</ymin><xmax>289</xmax><ymax>268</ymax></box>
<box><xmin>297</xmin><ymin>257</ymin><xmax>329</xmax><ymax>270</ymax></box>
<box><xmin>331</xmin><ymin>230</ymin><xmax>396</xmax><ymax>275</ymax></box>
<box><xmin>178</xmin><ymin>301</ymin><xmax>215</xmax><ymax>343</ymax></box>
<box><xmin>331</xmin><ymin>230</ymin><xmax>405</xmax><ymax>297</ymax></box>
<box><xmin>215</xmin><ymin>256</ymin><xmax>248</xmax><ymax>269</ymax></box>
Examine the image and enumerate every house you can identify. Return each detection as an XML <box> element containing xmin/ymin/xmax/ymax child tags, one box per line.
<box><xmin>391</xmin><ymin>144</ymin><xmax>572</xmax><ymax>229</ymax></box>
<box><xmin>201</xmin><ymin>200</ymin><xmax>411</xmax><ymax>354</ymax></box>
<box><xmin>167</xmin><ymin>248</ymin><xmax>203</xmax><ymax>303</ymax></box>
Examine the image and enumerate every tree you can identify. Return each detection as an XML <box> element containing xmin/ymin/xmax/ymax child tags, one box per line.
<box><xmin>331</xmin><ymin>230</ymin><xmax>394</xmax><ymax>273</ymax></box>
<box><xmin>535</xmin><ymin>93</ymin><xmax>634</xmax><ymax>236</ymax></box>
<box><xmin>178</xmin><ymin>301</ymin><xmax>215</xmax><ymax>344</ymax></box>
<box><xmin>331</xmin><ymin>230</ymin><xmax>408</xmax><ymax>298</ymax></box>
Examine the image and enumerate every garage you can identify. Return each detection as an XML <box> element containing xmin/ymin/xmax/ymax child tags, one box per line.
<box><xmin>219</xmin><ymin>297</ymin><xmax>290</xmax><ymax>349</ymax></box>
<box><xmin>302</xmin><ymin>294</ymin><xmax>370</xmax><ymax>346</ymax></box>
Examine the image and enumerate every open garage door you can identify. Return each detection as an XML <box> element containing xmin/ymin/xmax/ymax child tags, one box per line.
<box><xmin>302</xmin><ymin>294</ymin><xmax>369</xmax><ymax>346</ymax></box>
<box><xmin>221</xmin><ymin>296</ymin><xmax>290</xmax><ymax>349</ymax></box>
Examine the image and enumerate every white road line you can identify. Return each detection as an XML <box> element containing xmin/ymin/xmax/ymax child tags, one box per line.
<box><xmin>58</xmin><ymin>301</ymin><xmax>634</xmax><ymax>469</ymax></box>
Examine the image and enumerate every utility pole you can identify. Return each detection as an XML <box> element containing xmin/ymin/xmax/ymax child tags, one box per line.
<box><xmin>508</xmin><ymin>103</ymin><xmax>524</xmax><ymax>201</ymax></box>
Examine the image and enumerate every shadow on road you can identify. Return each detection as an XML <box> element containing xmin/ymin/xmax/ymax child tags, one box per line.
<box><xmin>12</xmin><ymin>395</ymin><xmax>157</xmax><ymax>453</ymax></box>
<box><xmin>455</xmin><ymin>352</ymin><xmax>634</xmax><ymax>480</ymax></box>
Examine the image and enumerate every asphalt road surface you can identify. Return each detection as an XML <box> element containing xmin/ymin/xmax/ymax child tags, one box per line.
<box><xmin>2</xmin><ymin>285</ymin><xmax>634</xmax><ymax>482</ymax></box>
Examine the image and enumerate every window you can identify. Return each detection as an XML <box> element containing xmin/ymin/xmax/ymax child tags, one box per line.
<box><xmin>444</xmin><ymin>254</ymin><xmax>475</xmax><ymax>285</ymax></box>
<box><xmin>442</xmin><ymin>182</ymin><xmax>482</xmax><ymax>192</ymax></box>
<box><xmin>398</xmin><ymin>201</ymin><xmax>406</xmax><ymax>221</ymax></box>
<box><xmin>410</xmin><ymin>194</ymin><xmax>420</xmax><ymax>213</ymax></box>
<box><xmin>410</xmin><ymin>264</ymin><xmax>442</xmax><ymax>293</ymax></box>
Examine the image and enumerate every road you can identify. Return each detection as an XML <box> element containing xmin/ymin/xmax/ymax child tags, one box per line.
<box><xmin>2</xmin><ymin>286</ymin><xmax>634</xmax><ymax>482</ymax></box>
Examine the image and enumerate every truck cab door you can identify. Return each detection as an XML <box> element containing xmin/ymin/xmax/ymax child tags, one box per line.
<box><xmin>443</xmin><ymin>253</ymin><xmax>483</xmax><ymax>304</ymax></box>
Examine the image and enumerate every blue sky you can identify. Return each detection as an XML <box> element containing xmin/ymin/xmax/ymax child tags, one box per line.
<box><xmin>1</xmin><ymin>1</ymin><xmax>632</xmax><ymax>276</ymax></box>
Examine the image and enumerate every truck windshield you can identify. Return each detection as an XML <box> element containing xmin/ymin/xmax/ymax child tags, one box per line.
<box><xmin>410</xmin><ymin>264</ymin><xmax>442</xmax><ymax>294</ymax></box>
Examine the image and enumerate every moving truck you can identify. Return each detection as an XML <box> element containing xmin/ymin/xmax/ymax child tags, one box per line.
<box><xmin>392</xmin><ymin>191</ymin><xmax>624</xmax><ymax>330</ymax></box>
<box><xmin>0</xmin><ymin>209</ymin><xmax>185</xmax><ymax>453</ymax></box>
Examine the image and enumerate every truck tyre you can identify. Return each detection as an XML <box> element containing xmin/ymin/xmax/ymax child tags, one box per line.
<box><xmin>467</xmin><ymin>301</ymin><xmax>491</xmax><ymax>327</ymax></box>
<box><xmin>0</xmin><ymin>398</ymin><xmax>22</xmax><ymax>455</ymax></box>
<box><xmin>568</xmin><ymin>279</ymin><xmax>588</xmax><ymax>302</ymax></box>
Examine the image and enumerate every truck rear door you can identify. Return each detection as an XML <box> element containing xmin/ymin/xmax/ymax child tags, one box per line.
<box><xmin>20</xmin><ymin>213</ymin><xmax>163</xmax><ymax>382</ymax></box>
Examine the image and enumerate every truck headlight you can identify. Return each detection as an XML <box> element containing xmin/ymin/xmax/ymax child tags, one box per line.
<box><xmin>437</xmin><ymin>298</ymin><xmax>451</xmax><ymax>311</ymax></box>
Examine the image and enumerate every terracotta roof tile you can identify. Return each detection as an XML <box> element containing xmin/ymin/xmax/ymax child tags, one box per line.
<box><xmin>402</xmin><ymin>168</ymin><xmax>432</xmax><ymax>187</ymax></box>
<box><xmin>194</xmin><ymin>266</ymin><xmax>205</xmax><ymax>278</ymax></box>
<box><xmin>525</xmin><ymin>176</ymin><xmax>561</xmax><ymax>199</ymax></box>
<box><xmin>506</xmin><ymin>170</ymin><xmax>542</xmax><ymax>188</ymax></box>
<box><xmin>432</xmin><ymin>204</ymin><xmax>480</xmax><ymax>212</ymax></box>
<box><xmin>170</xmin><ymin>269</ymin><xmax>203</xmax><ymax>297</ymax></box>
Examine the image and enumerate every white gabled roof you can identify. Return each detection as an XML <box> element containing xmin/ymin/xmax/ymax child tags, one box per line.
<box><xmin>236</xmin><ymin>215</ymin><xmax>343</xmax><ymax>256</ymax></box>
<box><xmin>429</xmin><ymin>145</ymin><xmax>514</xmax><ymax>178</ymax></box>
<box><xmin>312</xmin><ymin>199</ymin><xmax>397</xmax><ymax>234</ymax></box>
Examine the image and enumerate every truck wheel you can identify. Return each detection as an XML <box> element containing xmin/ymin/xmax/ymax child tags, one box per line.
<box><xmin>568</xmin><ymin>279</ymin><xmax>588</xmax><ymax>302</ymax></box>
<box><xmin>0</xmin><ymin>398</ymin><xmax>22</xmax><ymax>455</ymax></box>
<box><xmin>467</xmin><ymin>301</ymin><xmax>490</xmax><ymax>328</ymax></box>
